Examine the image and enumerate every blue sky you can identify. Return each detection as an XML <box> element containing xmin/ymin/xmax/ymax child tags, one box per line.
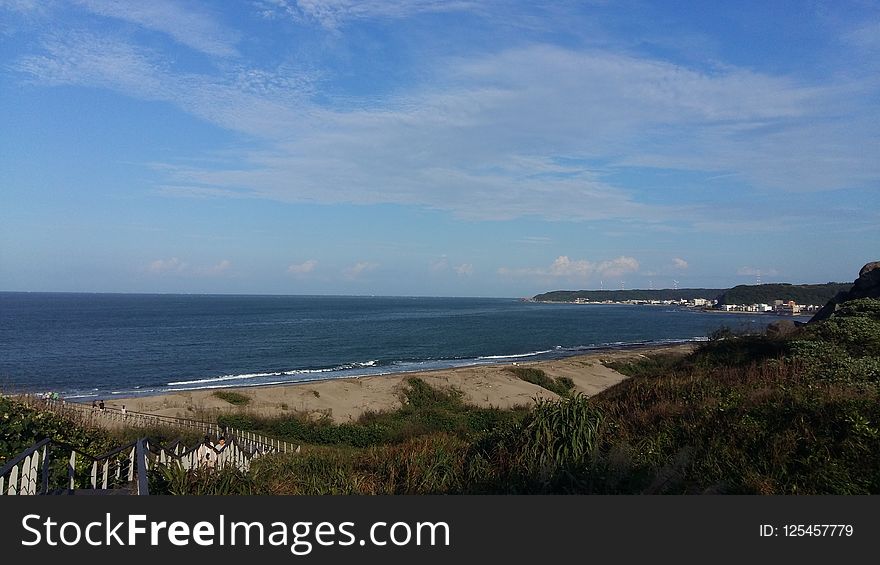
<box><xmin>1</xmin><ymin>0</ymin><xmax>878</xmax><ymax>297</ymax></box>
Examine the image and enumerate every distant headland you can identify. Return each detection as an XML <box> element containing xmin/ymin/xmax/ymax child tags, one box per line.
<box><xmin>531</xmin><ymin>282</ymin><xmax>852</xmax><ymax>315</ymax></box>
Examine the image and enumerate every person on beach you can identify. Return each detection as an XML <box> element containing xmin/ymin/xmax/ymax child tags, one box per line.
<box><xmin>99</xmin><ymin>399</ymin><xmax>105</xmax><ymax>411</ymax></box>
<box><xmin>121</xmin><ymin>405</ymin><xmax>126</xmax><ymax>415</ymax></box>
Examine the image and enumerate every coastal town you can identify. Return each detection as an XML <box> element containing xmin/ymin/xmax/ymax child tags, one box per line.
<box><xmin>565</xmin><ymin>297</ymin><xmax>823</xmax><ymax>315</ymax></box>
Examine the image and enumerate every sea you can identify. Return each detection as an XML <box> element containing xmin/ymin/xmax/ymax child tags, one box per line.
<box><xmin>0</xmin><ymin>293</ymin><xmax>789</xmax><ymax>401</ymax></box>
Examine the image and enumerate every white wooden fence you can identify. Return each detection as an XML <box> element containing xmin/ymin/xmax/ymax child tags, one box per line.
<box><xmin>22</xmin><ymin>396</ymin><xmax>298</xmax><ymax>455</ymax></box>
<box><xmin>0</xmin><ymin>437</ymin><xmax>150</xmax><ymax>496</ymax></box>
<box><xmin>0</xmin><ymin>434</ymin><xmax>277</xmax><ymax>495</ymax></box>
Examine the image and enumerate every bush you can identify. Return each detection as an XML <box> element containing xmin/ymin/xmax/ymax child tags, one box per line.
<box><xmin>509</xmin><ymin>366</ymin><xmax>576</xmax><ymax>397</ymax></box>
<box><xmin>213</xmin><ymin>391</ymin><xmax>250</xmax><ymax>406</ymax></box>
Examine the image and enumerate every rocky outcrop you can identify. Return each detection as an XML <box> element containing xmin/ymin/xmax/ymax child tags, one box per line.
<box><xmin>810</xmin><ymin>261</ymin><xmax>880</xmax><ymax>322</ymax></box>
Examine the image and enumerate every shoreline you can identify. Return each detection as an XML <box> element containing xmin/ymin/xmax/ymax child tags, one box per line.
<box><xmin>106</xmin><ymin>342</ymin><xmax>697</xmax><ymax>423</ymax></box>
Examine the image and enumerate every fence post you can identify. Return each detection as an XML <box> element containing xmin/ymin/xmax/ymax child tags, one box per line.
<box><xmin>41</xmin><ymin>445</ymin><xmax>50</xmax><ymax>494</ymax></box>
<box><xmin>27</xmin><ymin>452</ymin><xmax>39</xmax><ymax>495</ymax></box>
<box><xmin>69</xmin><ymin>451</ymin><xmax>76</xmax><ymax>490</ymax></box>
<box><xmin>8</xmin><ymin>465</ymin><xmax>19</xmax><ymax>495</ymax></box>
<box><xmin>135</xmin><ymin>439</ymin><xmax>149</xmax><ymax>496</ymax></box>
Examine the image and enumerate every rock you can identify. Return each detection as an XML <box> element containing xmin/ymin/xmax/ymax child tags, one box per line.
<box><xmin>766</xmin><ymin>319</ymin><xmax>799</xmax><ymax>338</ymax></box>
<box><xmin>810</xmin><ymin>261</ymin><xmax>880</xmax><ymax>322</ymax></box>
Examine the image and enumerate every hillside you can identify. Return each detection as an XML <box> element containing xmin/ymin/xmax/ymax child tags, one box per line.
<box><xmin>533</xmin><ymin>282</ymin><xmax>851</xmax><ymax>306</ymax></box>
<box><xmin>716</xmin><ymin>283</ymin><xmax>851</xmax><ymax>306</ymax></box>
<box><xmin>533</xmin><ymin>289</ymin><xmax>724</xmax><ymax>302</ymax></box>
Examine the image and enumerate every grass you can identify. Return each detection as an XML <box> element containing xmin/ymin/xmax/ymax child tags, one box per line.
<box><xmin>213</xmin><ymin>390</ymin><xmax>251</xmax><ymax>406</ymax></box>
<box><xmin>7</xmin><ymin>297</ymin><xmax>880</xmax><ymax>495</ymax></box>
<box><xmin>508</xmin><ymin>366</ymin><xmax>576</xmax><ymax>397</ymax></box>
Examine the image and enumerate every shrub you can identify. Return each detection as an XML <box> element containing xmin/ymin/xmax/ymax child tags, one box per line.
<box><xmin>213</xmin><ymin>391</ymin><xmax>250</xmax><ymax>406</ymax></box>
<box><xmin>509</xmin><ymin>366</ymin><xmax>576</xmax><ymax>397</ymax></box>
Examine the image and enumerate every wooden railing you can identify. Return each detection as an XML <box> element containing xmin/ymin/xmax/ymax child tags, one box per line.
<box><xmin>0</xmin><ymin>434</ymin><xmax>275</xmax><ymax>495</ymax></box>
<box><xmin>18</xmin><ymin>396</ymin><xmax>299</xmax><ymax>455</ymax></box>
<box><xmin>0</xmin><ymin>437</ymin><xmax>150</xmax><ymax>495</ymax></box>
<box><xmin>0</xmin><ymin>438</ymin><xmax>51</xmax><ymax>495</ymax></box>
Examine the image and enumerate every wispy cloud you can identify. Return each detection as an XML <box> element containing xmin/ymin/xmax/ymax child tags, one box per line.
<box><xmin>672</xmin><ymin>257</ymin><xmax>688</xmax><ymax>270</ymax></box>
<box><xmin>256</xmin><ymin>0</ymin><xmax>478</xmax><ymax>29</ymax></box>
<box><xmin>11</xmin><ymin>19</ymin><xmax>880</xmax><ymax>225</ymax></box>
<box><xmin>72</xmin><ymin>0</ymin><xmax>239</xmax><ymax>57</ymax></box>
<box><xmin>454</xmin><ymin>263</ymin><xmax>473</xmax><ymax>276</ymax></box>
<box><xmin>287</xmin><ymin>259</ymin><xmax>318</xmax><ymax>274</ymax></box>
<box><xmin>15</xmin><ymin>31</ymin><xmax>313</xmax><ymax>137</ymax></box>
<box><xmin>146</xmin><ymin>257</ymin><xmax>187</xmax><ymax>274</ymax></box>
<box><xmin>499</xmin><ymin>255</ymin><xmax>639</xmax><ymax>281</ymax></box>
<box><xmin>145</xmin><ymin>257</ymin><xmax>232</xmax><ymax>277</ymax></box>
<box><xmin>344</xmin><ymin>261</ymin><xmax>378</xmax><ymax>278</ymax></box>
<box><xmin>516</xmin><ymin>236</ymin><xmax>553</xmax><ymax>245</ymax></box>
<box><xmin>149</xmin><ymin>45</ymin><xmax>877</xmax><ymax>222</ymax></box>
<box><xmin>429</xmin><ymin>256</ymin><xmax>449</xmax><ymax>273</ymax></box>
<box><xmin>196</xmin><ymin>259</ymin><xmax>232</xmax><ymax>276</ymax></box>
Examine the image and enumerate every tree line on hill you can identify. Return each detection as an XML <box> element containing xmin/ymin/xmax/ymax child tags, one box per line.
<box><xmin>533</xmin><ymin>282</ymin><xmax>852</xmax><ymax>306</ymax></box>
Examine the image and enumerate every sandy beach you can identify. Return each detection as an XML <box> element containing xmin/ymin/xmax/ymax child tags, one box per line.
<box><xmin>107</xmin><ymin>343</ymin><xmax>695</xmax><ymax>423</ymax></box>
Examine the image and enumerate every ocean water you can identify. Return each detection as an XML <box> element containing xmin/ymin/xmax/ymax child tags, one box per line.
<box><xmin>0</xmin><ymin>293</ymin><xmax>785</xmax><ymax>400</ymax></box>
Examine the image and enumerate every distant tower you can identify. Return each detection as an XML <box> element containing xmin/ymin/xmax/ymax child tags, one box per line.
<box><xmin>649</xmin><ymin>280</ymin><xmax>654</xmax><ymax>291</ymax></box>
<box><xmin>620</xmin><ymin>280</ymin><xmax>625</xmax><ymax>290</ymax></box>
<box><xmin>756</xmin><ymin>270</ymin><xmax>762</xmax><ymax>285</ymax></box>
<box><xmin>600</xmin><ymin>280</ymin><xmax>604</xmax><ymax>291</ymax></box>
<box><xmin>672</xmin><ymin>279</ymin><xmax>679</xmax><ymax>291</ymax></box>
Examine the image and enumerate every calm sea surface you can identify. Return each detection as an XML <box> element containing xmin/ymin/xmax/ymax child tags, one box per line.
<box><xmin>0</xmin><ymin>293</ymin><xmax>786</xmax><ymax>399</ymax></box>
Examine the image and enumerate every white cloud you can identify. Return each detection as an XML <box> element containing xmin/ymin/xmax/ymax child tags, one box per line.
<box><xmin>454</xmin><ymin>263</ymin><xmax>473</xmax><ymax>276</ymax></box>
<box><xmin>429</xmin><ymin>256</ymin><xmax>449</xmax><ymax>273</ymax></box>
<box><xmin>72</xmin><ymin>0</ymin><xmax>239</xmax><ymax>57</ymax></box>
<box><xmin>197</xmin><ymin>259</ymin><xmax>232</xmax><ymax>276</ymax></box>
<box><xmin>0</xmin><ymin>0</ymin><xmax>43</xmax><ymax>14</ymax></box>
<box><xmin>16</xmin><ymin>32</ymin><xmax>312</xmax><ymax>137</ymax></box>
<box><xmin>596</xmin><ymin>256</ymin><xmax>640</xmax><ymax>278</ymax></box>
<box><xmin>499</xmin><ymin>255</ymin><xmax>638</xmax><ymax>281</ymax></box>
<box><xmin>344</xmin><ymin>261</ymin><xmax>378</xmax><ymax>278</ymax></box>
<box><xmin>672</xmin><ymin>257</ymin><xmax>689</xmax><ymax>270</ymax></box>
<box><xmin>287</xmin><ymin>259</ymin><xmax>318</xmax><ymax>274</ymax></box>
<box><xmin>145</xmin><ymin>257</ymin><xmax>233</xmax><ymax>276</ymax></box>
<box><xmin>148</xmin><ymin>45</ymin><xmax>877</xmax><ymax>221</ymax></box>
<box><xmin>146</xmin><ymin>257</ymin><xmax>187</xmax><ymax>274</ymax></box>
<box><xmin>257</xmin><ymin>0</ymin><xmax>477</xmax><ymax>29</ymax></box>
<box><xmin>14</xmin><ymin>32</ymin><xmax>880</xmax><ymax>223</ymax></box>
<box><xmin>844</xmin><ymin>20</ymin><xmax>880</xmax><ymax>51</ymax></box>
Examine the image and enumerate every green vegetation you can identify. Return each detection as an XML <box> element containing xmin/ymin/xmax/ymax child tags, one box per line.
<box><xmin>716</xmin><ymin>282</ymin><xmax>851</xmax><ymax>306</ymax></box>
<box><xmin>509</xmin><ymin>366</ymin><xmax>575</xmax><ymax>397</ymax></box>
<box><xmin>149</xmin><ymin>464</ymin><xmax>256</xmax><ymax>495</ymax></box>
<box><xmin>241</xmin><ymin>297</ymin><xmax>880</xmax><ymax>494</ymax></box>
<box><xmin>7</xmin><ymin>297</ymin><xmax>879</xmax><ymax>495</ymax></box>
<box><xmin>533</xmin><ymin>282</ymin><xmax>850</xmax><ymax>307</ymax></box>
<box><xmin>213</xmin><ymin>390</ymin><xmax>251</xmax><ymax>406</ymax></box>
<box><xmin>533</xmin><ymin>288</ymin><xmax>724</xmax><ymax>302</ymax></box>
<box><xmin>0</xmin><ymin>397</ymin><xmax>114</xmax><ymax>463</ymax></box>
<box><xmin>218</xmin><ymin>377</ymin><xmax>530</xmax><ymax>449</ymax></box>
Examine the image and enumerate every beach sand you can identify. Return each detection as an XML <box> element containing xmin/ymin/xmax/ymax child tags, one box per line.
<box><xmin>110</xmin><ymin>343</ymin><xmax>695</xmax><ymax>423</ymax></box>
